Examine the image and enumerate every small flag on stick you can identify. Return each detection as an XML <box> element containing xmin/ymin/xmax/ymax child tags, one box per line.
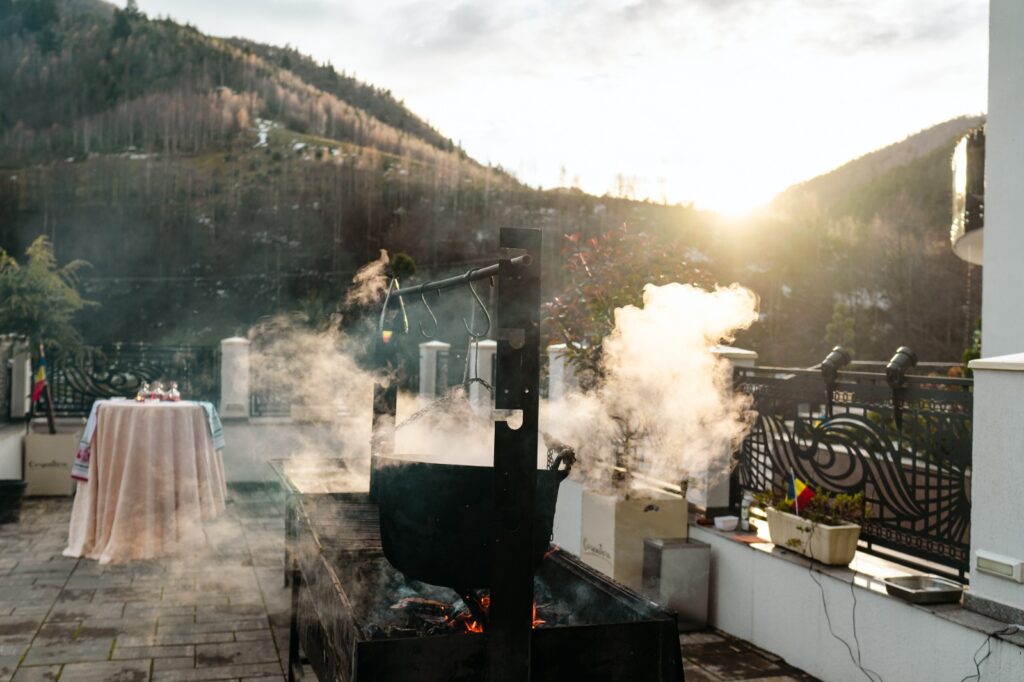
<box><xmin>31</xmin><ymin>356</ymin><xmax>47</xmax><ymax>403</ymax></box>
<box><xmin>787</xmin><ymin>472</ymin><xmax>815</xmax><ymax>515</ymax></box>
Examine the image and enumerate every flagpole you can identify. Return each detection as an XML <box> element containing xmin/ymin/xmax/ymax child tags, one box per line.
<box><xmin>38</xmin><ymin>344</ymin><xmax>56</xmax><ymax>435</ymax></box>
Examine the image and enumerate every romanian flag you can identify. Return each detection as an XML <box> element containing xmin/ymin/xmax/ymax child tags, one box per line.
<box><xmin>786</xmin><ymin>474</ymin><xmax>815</xmax><ymax>511</ymax></box>
<box><xmin>31</xmin><ymin>356</ymin><xmax>47</xmax><ymax>402</ymax></box>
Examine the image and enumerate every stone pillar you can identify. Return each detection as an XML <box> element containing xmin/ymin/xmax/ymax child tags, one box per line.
<box><xmin>219</xmin><ymin>337</ymin><xmax>250</xmax><ymax>419</ymax></box>
<box><xmin>418</xmin><ymin>340</ymin><xmax>451</xmax><ymax>401</ymax></box>
<box><xmin>546</xmin><ymin>343</ymin><xmax>576</xmax><ymax>401</ymax></box>
<box><xmin>965</xmin><ymin>355</ymin><xmax>1024</xmax><ymax>620</ymax></box>
<box><xmin>9</xmin><ymin>350</ymin><xmax>32</xmax><ymax>420</ymax></box>
<box><xmin>983</xmin><ymin>0</ymin><xmax>1024</xmax><ymax>356</ymax></box>
<box><xmin>689</xmin><ymin>345</ymin><xmax>758</xmax><ymax>512</ymax></box>
<box><xmin>468</xmin><ymin>339</ymin><xmax>497</xmax><ymax>409</ymax></box>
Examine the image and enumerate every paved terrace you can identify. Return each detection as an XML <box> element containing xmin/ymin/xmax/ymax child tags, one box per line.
<box><xmin>0</xmin><ymin>490</ymin><xmax>817</xmax><ymax>682</ymax></box>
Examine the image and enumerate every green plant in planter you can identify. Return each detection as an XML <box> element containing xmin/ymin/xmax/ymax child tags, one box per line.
<box><xmin>755</xmin><ymin>489</ymin><xmax>868</xmax><ymax>526</ymax></box>
<box><xmin>0</xmin><ymin>236</ymin><xmax>95</xmax><ymax>433</ymax></box>
<box><xmin>755</xmin><ymin>489</ymin><xmax>868</xmax><ymax>557</ymax></box>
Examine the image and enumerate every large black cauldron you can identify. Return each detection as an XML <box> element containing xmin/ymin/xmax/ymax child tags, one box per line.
<box><xmin>373</xmin><ymin>455</ymin><xmax>570</xmax><ymax>589</ymax></box>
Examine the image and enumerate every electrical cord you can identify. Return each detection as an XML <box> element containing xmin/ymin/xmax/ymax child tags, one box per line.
<box><xmin>803</xmin><ymin>524</ymin><xmax>884</xmax><ymax>682</ymax></box>
<box><xmin>958</xmin><ymin>625</ymin><xmax>1024</xmax><ymax>681</ymax></box>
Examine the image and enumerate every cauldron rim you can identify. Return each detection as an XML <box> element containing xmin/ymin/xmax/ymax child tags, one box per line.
<box><xmin>374</xmin><ymin>453</ymin><xmax>552</xmax><ymax>472</ymax></box>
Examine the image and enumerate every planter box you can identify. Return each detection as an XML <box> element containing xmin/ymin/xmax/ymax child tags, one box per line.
<box><xmin>580</xmin><ymin>488</ymin><xmax>688</xmax><ymax>591</ymax></box>
<box><xmin>765</xmin><ymin>508</ymin><xmax>860</xmax><ymax>565</ymax></box>
<box><xmin>25</xmin><ymin>426</ymin><xmax>82</xmax><ymax>496</ymax></box>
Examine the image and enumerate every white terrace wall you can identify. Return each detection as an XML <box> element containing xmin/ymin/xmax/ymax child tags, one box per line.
<box><xmin>691</xmin><ymin>525</ymin><xmax>1024</xmax><ymax>681</ymax></box>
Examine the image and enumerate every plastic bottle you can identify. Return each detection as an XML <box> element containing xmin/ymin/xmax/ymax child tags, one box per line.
<box><xmin>740</xmin><ymin>492</ymin><xmax>753</xmax><ymax>532</ymax></box>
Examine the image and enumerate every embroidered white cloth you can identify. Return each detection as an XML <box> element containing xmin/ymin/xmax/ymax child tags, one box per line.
<box><xmin>64</xmin><ymin>401</ymin><xmax>227</xmax><ymax>564</ymax></box>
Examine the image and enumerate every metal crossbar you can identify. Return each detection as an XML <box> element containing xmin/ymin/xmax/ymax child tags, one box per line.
<box><xmin>732</xmin><ymin>365</ymin><xmax>973</xmax><ymax>580</ymax></box>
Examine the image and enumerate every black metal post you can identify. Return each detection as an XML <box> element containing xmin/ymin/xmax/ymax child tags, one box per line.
<box><xmin>489</xmin><ymin>228</ymin><xmax>541</xmax><ymax>682</ymax></box>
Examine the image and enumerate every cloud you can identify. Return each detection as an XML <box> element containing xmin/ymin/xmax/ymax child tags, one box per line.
<box><xmin>123</xmin><ymin>0</ymin><xmax>988</xmax><ymax>210</ymax></box>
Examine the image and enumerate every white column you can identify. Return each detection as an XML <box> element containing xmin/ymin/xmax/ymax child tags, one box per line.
<box><xmin>9</xmin><ymin>350</ymin><xmax>31</xmax><ymax>419</ymax></box>
<box><xmin>418</xmin><ymin>341</ymin><xmax>451</xmax><ymax>401</ymax></box>
<box><xmin>967</xmin><ymin>355</ymin><xmax>1024</xmax><ymax>616</ymax></box>
<box><xmin>468</xmin><ymin>340</ymin><xmax>497</xmax><ymax>409</ymax></box>
<box><xmin>546</xmin><ymin>343</ymin><xmax>577</xmax><ymax>400</ymax></box>
<box><xmin>983</xmin><ymin>0</ymin><xmax>1024</xmax><ymax>356</ymax></box>
<box><xmin>961</xmin><ymin>1</ymin><xmax>1024</xmax><ymax>620</ymax></box>
<box><xmin>689</xmin><ymin>345</ymin><xmax>758</xmax><ymax>511</ymax></box>
<box><xmin>219</xmin><ymin>337</ymin><xmax>250</xmax><ymax>419</ymax></box>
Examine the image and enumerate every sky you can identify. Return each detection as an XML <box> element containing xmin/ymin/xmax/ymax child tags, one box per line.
<box><xmin>124</xmin><ymin>0</ymin><xmax>989</xmax><ymax>213</ymax></box>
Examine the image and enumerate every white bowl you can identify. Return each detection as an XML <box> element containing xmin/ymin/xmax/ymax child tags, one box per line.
<box><xmin>714</xmin><ymin>515</ymin><xmax>739</xmax><ymax>532</ymax></box>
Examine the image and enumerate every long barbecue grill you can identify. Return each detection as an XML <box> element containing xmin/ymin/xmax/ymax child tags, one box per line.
<box><xmin>282</xmin><ymin>228</ymin><xmax>685</xmax><ymax>681</ymax></box>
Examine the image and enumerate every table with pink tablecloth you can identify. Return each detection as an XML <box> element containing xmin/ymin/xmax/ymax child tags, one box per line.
<box><xmin>64</xmin><ymin>400</ymin><xmax>227</xmax><ymax>564</ymax></box>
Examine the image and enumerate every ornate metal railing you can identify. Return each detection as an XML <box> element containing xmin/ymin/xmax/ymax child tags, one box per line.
<box><xmin>37</xmin><ymin>344</ymin><xmax>220</xmax><ymax>417</ymax></box>
<box><xmin>250</xmin><ymin>393</ymin><xmax>291</xmax><ymax>418</ymax></box>
<box><xmin>732</xmin><ymin>365</ymin><xmax>973</xmax><ymax>580</ymax></box>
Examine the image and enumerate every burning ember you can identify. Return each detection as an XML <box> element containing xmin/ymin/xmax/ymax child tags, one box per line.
<box><xmin>384</xmin><ymin>593</ymin><xmax>547</xmax><ymax>636</ymax></box>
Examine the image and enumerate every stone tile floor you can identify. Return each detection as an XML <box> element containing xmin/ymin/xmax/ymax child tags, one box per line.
<box><xmin>1</xmin><ymin>490</ymin><xmax>816</xmax><ymax>681</ymax></box>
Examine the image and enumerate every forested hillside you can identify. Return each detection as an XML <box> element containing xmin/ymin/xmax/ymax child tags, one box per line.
<box><xmin>725</xmin><ymin>116</ymin><xmax>984</xmax><ymax>365</ymax></box>
<box><xmin>0</xmin><ymin>0</ymin><xmax>982</xmax><ymax>366</ymax></box>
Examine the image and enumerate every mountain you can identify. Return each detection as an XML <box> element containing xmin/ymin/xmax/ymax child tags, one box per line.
<box><xmin>0</xmin><ymin>0</ymin><xmax>705</xmax><ymax>345</ymax></box>
<box><xmin>775</xmin><ymin>116</ymin><xmax>985</xmax><ymax>214</ymax></box>
<box><xmin>724</xmin><ymin>116</ymin><xmax>984</xmax><ymax>365</ymax></box>
<box><xmin>0</xmin><ymin>0</ymin><xmax>983</xmax><ymax>366</ymax></box>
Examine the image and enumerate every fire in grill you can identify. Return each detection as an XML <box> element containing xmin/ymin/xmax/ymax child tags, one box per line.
<box><xmin>285</xmin><ymin>490</ymin><xmax>685</xmax><ymax>682</ymax></box>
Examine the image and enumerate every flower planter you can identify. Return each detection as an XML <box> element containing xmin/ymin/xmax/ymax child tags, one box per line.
<box><xmin>24</xmin><ymin>426</ymin><xmax>82</xmax><ymax>496</ymax></box>
<box><xmin>580</xmin><ymin>488</ymin><xmax>688</xmax><ymax>591</ymax></box>
<box><xmin>765</xmin><ymin>507</ymin><xmax>860</xmax><ymax>566</ymax></box>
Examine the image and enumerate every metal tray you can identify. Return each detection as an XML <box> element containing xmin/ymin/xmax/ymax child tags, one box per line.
<box><xmin>881</xmin><ymin>575</ymin><xmax>964</xmax><ymax>604</ymax></box>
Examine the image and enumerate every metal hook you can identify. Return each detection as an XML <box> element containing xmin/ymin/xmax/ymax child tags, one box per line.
<box><xmin>377</xmin><ymin>278</ymin><xmax>409</xmax><ymax>344</ymax></box>
<box><xmin>377</xmin><ymin>278</ymin><xmax>395</xmax><ymax>342</ymax></box>
<box><xmin>462</xmin><ymin>279</ymin><xmax>491</xmax><ymax>339</ymax></box>
<box><xmin>418</xmin><ymin>291</ymin><xmax>439</xmax><ymax>339</ymax></box>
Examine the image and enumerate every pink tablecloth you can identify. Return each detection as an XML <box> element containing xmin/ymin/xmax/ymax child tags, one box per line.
<box><xmin>64</xmin><ymin>401</ymin><xmax>227</xmax><ymax>563</ymax></box>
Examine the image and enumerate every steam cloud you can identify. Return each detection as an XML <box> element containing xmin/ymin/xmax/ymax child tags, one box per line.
<box><xmin>543</xmin><ymin>283</ymin><xmax>759</xmax><ymax>495</ymax></box>
<box><xmin>344</xmin><ymin>249</ymin><xmax>390</xmax><ymax>308</ymax></box>
<box><xmin>249</xmin><ymin>258</ymin><xmax>759</xmax><ymax>501</ymax></box>
<box><xmin>248</xmin><ymin>313</ymin><xmax>378</xmax><ymax>488</ymax></box>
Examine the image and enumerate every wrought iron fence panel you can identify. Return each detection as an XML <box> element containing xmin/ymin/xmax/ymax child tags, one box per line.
<box><xmin>733</xmin><ymin>366</ymin><xmax>973</xmax><ymax>578</ymax></box>
<box><xmin>38</xmin><ymin>344</ymin><xmax>220</xmax><ymax>417</ymax></box>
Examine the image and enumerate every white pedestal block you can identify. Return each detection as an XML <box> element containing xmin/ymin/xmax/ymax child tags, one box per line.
<box><xmin>552</xmin><ymin>478</ymin><xmax>584</xmax><ymax>555</ymax></box>
<box><xmin>546</xmin><ymin>344</ymin><xmax>576</xmax><ymax>401</ymax></box>
<box><xmin>9</xmin><ymin>351</ymin><xmax>31</xmax><ymax>419</ymax></box>
<box><xmin>418</xmin><ymin>340</ymin><xmax>451</xmax><ymax>400</ymax></box>
<box><xmin>220</xmin><ymin>337</ymin><xmax>250</xmax><ymax>419</ymax></box>
<box><xmin>468</xmin><ymin>340</ymin><xmax>497</xmax><ymax>410</ymax></box>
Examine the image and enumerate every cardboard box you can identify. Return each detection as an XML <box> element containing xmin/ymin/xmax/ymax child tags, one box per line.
<box><xmin>580</xmin><ymin>488</ymin><xmax>688</xmax><ymax>591</ymax></box>
<box><xmin>24</xmin><ymin>427</ymin><xmax>82</xmax><ymax>496</ymax></box>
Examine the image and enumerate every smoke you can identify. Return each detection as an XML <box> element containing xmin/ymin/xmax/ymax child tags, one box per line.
<box><xmin>248</xmin><ymin>313</ymin><xmax>379</xmax><ymax>486</ymax></box>
<box><xmin>542</xmin><ymin>283</ymin><xmax>759</xmax><ymax>496</ymax></box>
<box><xmin>344</xmin><ymin>249</ymin><xmax>390</xmax><ymax>308</ymax></box>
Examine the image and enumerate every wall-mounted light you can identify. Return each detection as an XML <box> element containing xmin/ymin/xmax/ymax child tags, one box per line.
<box><xmin>886</xmin><ymin>346</ymin><xmax>917</xmax><ymax>429</ymax></box>
<box><xmin>820</xmin><ymin>346</ymin><xmax>851</xmax><ymax>418</ymax></box>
